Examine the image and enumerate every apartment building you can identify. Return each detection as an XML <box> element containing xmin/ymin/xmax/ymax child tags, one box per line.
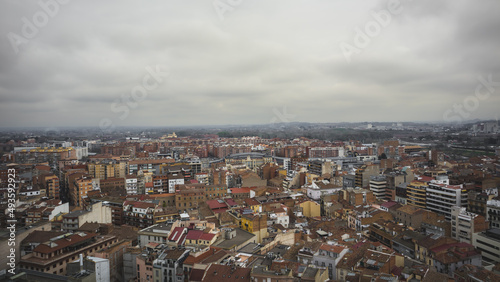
<box><xmin>355</xmin><ymin>164</ymin><xmax>379</xmax><ymax>188</ymax></box>
<box><xmin>369</xmin><ymin>175</ymin><xmax>387</xmax><ymax>200</ymax></box>
<box><xmin>487</xmin><ymin>199</ymin><xmax>500</xmax><ymax>228</ymax></box>
<box><xmin>406</xmin><ymin>181</ymin><xmax>427</xmax><ymax>209</ymax></box>
<box><xmin>472</xmin><ymin>228</ymin><xmax>500</xmax><ymax>264</ymax></box>
<box><xmin>451</xmin><ymin>206</ymin><xmax>488</xmax><ymax>244</ymax></box>
<box><xmin>427</xmin><ymin>182</ymin><xmax>468</xmax><ymax>220</ymax></box>
<box><xmin>19</xmin><ymin>232</ymin><xmax>118</xmax><ymax>276</ymax></box>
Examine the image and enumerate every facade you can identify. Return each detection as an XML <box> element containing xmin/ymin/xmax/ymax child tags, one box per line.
<box><xmin>93</xmin><ymin>240</ymin><xmax>131</xmax><ymax>281</ymax></box>
<box><xmin>240</xmin><ymin>214</ymin><xmax>268</xmax><ymax>243</ymax></box>
<box><xmin>394</xmin><ymin>205</ymin><xmax>423</xmax><ymax>229</ymax></box>
<box><xmin>306</xmin><ymin>146</ymin><xmax>341</xmax><ymax>158</ymax></box>
<box><xmin>305</xmin><ymin>181</ymin><xmax>342</xmax><ymax>201</ymax></box>
<box><xmin>430</xmin><ymin>242</ymin><xmax>482</xmax><ymax>276</ymax></box>
<box><xmin>298</xmin><ymin>200</ymin><xmax>321</xmax><ymax>218</ymax></box>
<box><xmin>123</xmin><ymin>201</ymin><xmax>157</xmax><ymax>228</ymax></box>
<box><xmin>126</xmin><ymin>175</ymin><xmax>138</xmax><ymax>195</ymax></box>
<box><xmin>71</xmin><ymin>176</ymin><xmax>94</xmax><ymax>208</ymax></box>
<box><xmin>99</xmin><ymin>177</ymin><xmax>126</xmax><ymax>196</ymax></box>
<box><xmin>19</xmin><ymin>232</ymin><xmax>118</xmax><ymax>276</ymax></box>
<box><xmin>487</xmin><ymin>199</ymin><xmax>500</xmax><ymax>228</ymax></box>
<box><xmin>355</xmin><ymin>164</ymin><xmax>380</xmax><ymax>188</ymax></box>
<box><xmin>312</xmin><ymin>244</ymin><xmax>348</xmax><ymax>280</ymax></box>
<box><xmin>62</xmin><ymin>202</ymin><xmax>112</xmax><ymax>232</ymax></box>
<box><xmin>472</xmin><ymin>228</ymin><xmax>500</xmax><ymax>264</ymax></box>
<box><xmin>369</xmin><ymin>175</ymin><xmax>387</xmax><ymax>200</ymax></box>
<box><xmin>152</xmin><ymin>248</ymin><xmax>190</xmax><ymax>282</ymax></box>
<box><xmin>451</xmin><ymin>206</ymin><xmax>488</xmax><ymax>244</ymax></box>
<box><xmin>175</xmin><ymin>188</ymin><xmax>206</xmax><ymax>211</ymax></box>
<box><xmin>406</xmin><ymin>181</ymin><xmax>427</xmax><ymax>209</ymax></box>
<box><xmin>427</xmin><ymin>183</ymin><xmax>468</xmax><ymax>220</ymax></box>
<box><xmin>44</xmin><ymin>174</ymin><xmax>60</xmax><ymax>199</ymax></box>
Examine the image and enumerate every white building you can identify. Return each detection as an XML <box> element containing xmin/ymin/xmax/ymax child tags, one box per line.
<box><xmin>62</xmin><ymin>202</ymin><xmax>112</xmax><ymax>232</ymax></box>
<box><xmin>312</xmin><ymin>243</ymin><xmax>349</xmax><ymax>280</ymax></box>
<box><xmin>305</xmin><ymin>181</ymin><xmax>342</xmax><ymax>201</ymax></box>
<box><xmin>86</xmin><ymin>256</ymin><xmax>110</xmax><ymax>282</ymax></box>
<box><xmin>168</xmin><ymin>177</ymin><xmax>184</xmax><ymax>194</ymax></box>
<box><xmin>369</xmin><ymin>176</ymin><xmax>387</xmax><ymax>200</ymax></box>
<box><xmin>74</xmin><ymin>147</ymin><xmax>89</xmax><ymax>160</ymax></box>
<box><xmin>487</xmin><ymin>199</ymin><xmax>500</xmax><ymax>228</ymax></box>
<box><xmin>125</xmin><ymin>176</ymin><xmax>138</xmax><ymax>195</ymax></box>
<box><xmin>426</xmin><ymin>180</ymin><xmax>468</xmax><ymax>220</ymax></box>
<box><xmin>451</xmin><ymin>206</ymin><xmax>487</xmax><ymax>244</ymax></box>
<box><xmin>268</xmin><ymin>207</ymin><xmax>290</xmax><ymax>228</ymax></box>
<box><xmin>138</xmin><ymin>223</ymin><xmax>174</xmax><ymax>247</ymax></box>
<box><xmin>472</xmin><ymin>229</ymin><xmax>500</xmax><ymax>264</ymax></box>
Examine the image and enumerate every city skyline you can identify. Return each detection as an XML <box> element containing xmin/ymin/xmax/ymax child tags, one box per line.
<box><xmin>1</xmin><ymin>0</ymin><xmax>499</xmax><ymax>128</ymax></box>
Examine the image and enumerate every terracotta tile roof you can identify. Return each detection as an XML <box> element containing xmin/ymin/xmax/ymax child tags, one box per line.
<box><xmin>189</xmin><ymin>268</ymin><xmax>206</xmax><ymax>282</ymax></box>
<box><xmin>245</xmin><ymin>198</ymin><xmax>260</xmax><ymax>206</ymax></box>
<box><xmin>201</xmin><ymin>264</ymin><xmax>251</xmax><ymax>282</ymax></box>
<box><xmin>184</xmin><ymin>248</ymin><xmax>219</xmax><ymax>265</ymax></box>
<box><xmin>396</xmin><ymin>205</ymin><xmax>422</xmax><ymax>215</ymax></box>
<box><xmin>230</xmin><ymin>188</ymin><xmax>252</xmax><ymax>194</ymax></box>
<box><xmin>224</xmin><ymin>198</ymin><xmax>238</xmax><ymax>206</ymax></box>
<box><xmin>186</xmin><ymin>230</ymin><xmax>204</xmax><ymax>240</ymax></box>
<box><xmin>206</xmin><ymin>199</ymin><xmax>228</xmax><ymax>210</ymax></box>
<box><xmin>148</xmin><ymin>193</ymin><xmax>175</xmax><ymax>198</ymax></box>
<box><xmin>33</xmin><ymin>232</ymin><xmax>97</xmax><ymax>254</ymax></box>
<box><xmin>200</xmin><ymin>233</ymin><xmax>215</xmax><ymax>241</ymax></box>
<box><xmin>319</xmin><ymin>244</ymin><xmax>347</xmax><ymax>254</ymax></box>
<box><xmin>168</xmin><ymin>227</ymin><xmax>186</xmax><ymax>241</ymax></box>
<box><xmin>22</xmin><ymin>231</ymin><xmax>66</xmax><ymax>244</ymax></box>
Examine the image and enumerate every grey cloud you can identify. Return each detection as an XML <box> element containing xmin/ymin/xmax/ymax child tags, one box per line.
<box><xmin>1</xmin><ymin>0</ymin><xmax>499</xmax><ymax>127</ymax></box>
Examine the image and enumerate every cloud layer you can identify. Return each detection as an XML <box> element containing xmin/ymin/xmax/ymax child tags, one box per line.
<box><xmin>1</xmin><ymin>0</ymin><xmax>499</xmax><ymax>127</ymax></box>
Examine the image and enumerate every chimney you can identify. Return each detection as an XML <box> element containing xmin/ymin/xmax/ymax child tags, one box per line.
<box><xmin>79</xmin><ymin>253</ymin><xmax>84</xmax><ymax>272</ymax></box>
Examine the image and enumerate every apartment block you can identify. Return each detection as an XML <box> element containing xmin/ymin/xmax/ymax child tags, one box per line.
<box><xmin>487</xmin><ymin>199</ymin><xmax>500</xmax><ymax>228</ymax></box>
<box><xmin>472</xmin><ymin>228</ymin><xmax>500</xmax><ymax>264</ymax></box>
<box><xmin>451</xmin><ymin>206</ymin><xmax>489</xmax><ymax>244</ymax></box>
<box><xmin>369</xmin><ymin>175</ymin><xmax>387</xmax><ymax>200</ymax></box>
<box><xmin>427</xmin><ymin>183</ymin><xmax>468</xmax><ymax>220</ymax></box>
<box><xmin>19</xmin><ymin>232</ymin><xmax>118</xmax><ymax>276</ymax></box>
<box><xmin>355</xmin><ymin>164</ymin><xmax>379</xmax><ymax>188</ymax></box>
<box><xmin>406</xmin><ymin>181</ymin><xmax>427</xmax><ymax>209</ymax></box>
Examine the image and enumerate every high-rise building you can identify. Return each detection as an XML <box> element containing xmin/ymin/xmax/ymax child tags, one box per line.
<box><xmin>369</xmin><ymin>175</ymin><xmax>387</xmax><ymax>200</ymax></box>
<box><xmin>427</xmin><ymin>182</ymin><xmax>468</xmax><ymax>220</ymax></box>
<box><xmin>406</xmin><ymin>181</ymin><xmax>427</xmax><ymax>209</ymax></box>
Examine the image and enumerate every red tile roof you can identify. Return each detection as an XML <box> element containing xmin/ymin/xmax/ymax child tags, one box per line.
<box><xmin>319</xmin><ymin>244</ymin><xmax>346</xmax><ymax>254</ymax></box>
<box><xmin>168</xmin><ymin>227</ymin><xmax>186</xmax><ymax>242</ymax></box>
<box><xmin>206</xmin><ymin>200</ymin><xmax>228</xmax><ymax>210</ymax></box>
<box><xmin>230</xmin><ymin>188</ymin><xmax>251</xmax><ymax>194</ymax></box>
<box><xmin>201</xmin><ymin>264</ymin><xmax>251</xmax><ymax>282</ymax></box>
<box><xmin>244</xmin><ymin>198</ymin><xmax>260</xmax><ymax>206</ymax></box>
<box><xmin>224</xmin><ymin>198</ymin><xmax>238</xmax><ymax>206</ymax></box>
<box><xmin>124</xmin><ymin>201</ymin><xmax>156</xmax><ymax>209</ymax></box>
<box><xmin>186</xmin><ymin>230</ymin><xmax>204</xmax><ymax>240</ymax></box>
<box><xmin>200</xmin><ymin>233</ymin><xmax>215</xmax><ymax>241</ymax></box>
<box><xmin>33</xmin><ymin>232</ymin><xmax>97</xmax><ymax>254</ymax></box>
<box><xmin>418</xmin><ymin>176</ymin><xmax>434</xmax><ymax>182</ymax></box>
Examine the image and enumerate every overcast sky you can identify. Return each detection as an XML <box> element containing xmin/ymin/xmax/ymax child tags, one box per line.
<box><xmin>1</xmin><ymin>0</ymin><xmax>499</xmax><ymax>128</ymax></box>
